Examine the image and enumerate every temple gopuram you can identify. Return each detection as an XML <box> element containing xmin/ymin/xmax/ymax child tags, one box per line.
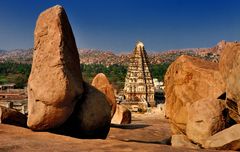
<box><xmin>123</xmin><ymin>41</ymin><xmax>155</xmax><ymax>107</ymax></box>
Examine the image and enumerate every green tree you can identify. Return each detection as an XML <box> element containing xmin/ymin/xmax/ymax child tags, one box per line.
<box><xmin>149</xmin><ymin>63</ymin><xmax>170</xmax><ymax>81</ymax></box>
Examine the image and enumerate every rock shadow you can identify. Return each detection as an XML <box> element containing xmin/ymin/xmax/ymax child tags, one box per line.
<box><xmin>110</xmin><ymin>123</ymin><xmax>150</xmax><ymax>129</ymax></box>
<box><xmin>119</xmin><ymin>137</ymin><xmax>171</xmax><ymax>145</ymax></box>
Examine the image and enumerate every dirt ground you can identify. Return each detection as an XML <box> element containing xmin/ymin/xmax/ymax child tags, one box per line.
<box><xmin>109</xmin><ymin>112</ymin><xmax>172</xmax><ymax>144</ymax></box>
<box><xmin>0</xmin><ymin>111</ymin><xmax>234</xmax><ymax>152</ymax></box>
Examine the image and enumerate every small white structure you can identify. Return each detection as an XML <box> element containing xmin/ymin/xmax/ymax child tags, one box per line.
<box><xmin>153</xmin><ymin>78</ymin><xmax>165</xmax><ymax>90</ymax></box>
<box><xmin>0</xmin><ymin>83</ymin><xmax>16</xmax><ymax>91</ymax></box>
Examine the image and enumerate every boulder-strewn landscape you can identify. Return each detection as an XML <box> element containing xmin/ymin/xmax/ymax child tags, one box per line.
<box><xmin>1</xmin><ymin>2</ymin><xmax>240</xmax><ymax>152</ymax></box>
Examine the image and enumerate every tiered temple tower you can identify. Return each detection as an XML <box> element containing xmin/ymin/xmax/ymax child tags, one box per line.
<box><xmin>124</xmin><ymin>41</ymin><xmax>155</xmax><ymax>107</ymax></box>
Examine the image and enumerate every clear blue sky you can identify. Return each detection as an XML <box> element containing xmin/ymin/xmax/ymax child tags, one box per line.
<box><xmin>0</xmin><ymin>0</ymin><xmax>240</xmax><ymax>52</ymax></box>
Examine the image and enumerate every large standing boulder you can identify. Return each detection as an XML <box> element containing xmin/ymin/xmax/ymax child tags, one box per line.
<box><xmin>53</xmin><ymin>82</ymin><xmax>112</xmax><ymax>139</ymax></box>
<box><xmin>186</xmin><ymin>98</ymin><xmax>225</xmax><ymax>145</ymax></box>
<box><xmin>27</xmin><ymin>5</ymin><xmax>84</xmax><ymax>130</ymax></box>
<box><xmin>203</xmin><ymin>124</ymin><xmax>240</xmax><ymax>150</ymax></box>
<box><xmin>92</xmin><ymin>73</ymin><xmax>116</xmax><ymax>117</ymax></box>
<box><xmin>0</xmin><ymin>106</ymin><xmax>27</xmax><ymax>127</ymax></box>
<box><xmin>219</xmin><ymin>42</ymin><xmax>240</xmax><ymax>115</ymax></box>
<box><xmin>111</xmin><ymin>104</ymin><xmax>131</xmax><ymax>124</ymax></box>
<box><xmin>164</xmin><ymin>55</ymin><xmax>225</xmax><ymax>134</ymax></box>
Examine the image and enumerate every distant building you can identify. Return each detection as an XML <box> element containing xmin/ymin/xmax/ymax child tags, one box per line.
<box><xmin>0</xmin><ymin>87</ymin><xmax>28</xmax><ymax>114</ymax></box>
<box><xmin>0</xmin><ymin>83</ymin><xmax>16</xmax><ymax>91</ymax></box>
<box><xmin>123</xmin><ymin>41</ymin><xmax>155</xmax><ymax>107</ymax></box>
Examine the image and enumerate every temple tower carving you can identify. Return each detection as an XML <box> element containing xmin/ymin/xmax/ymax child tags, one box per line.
<box><xmin>124</xmin><ymin>41</ymin><xmax>155</xmax><ymax>107</ymax></box>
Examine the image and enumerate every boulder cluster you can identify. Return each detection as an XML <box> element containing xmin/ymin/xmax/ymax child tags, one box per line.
<box><xmin>25</xmin><ymin>5</ymin><xmax>131</xmax><ymax>139</ymax></box>
<box><xmin>26</xmin><ymin>5</ymin><xmax>114</xmax><ymax>139</ymax></box>
<box><xmin>165</xmin><ymin>41</ymin><xmax>240</xmax><ymax>150</ymax></box>
<box><xmin>0</xmin><ymin>6</ymin><xmax>132</xmax><ymax>138</ymax></box>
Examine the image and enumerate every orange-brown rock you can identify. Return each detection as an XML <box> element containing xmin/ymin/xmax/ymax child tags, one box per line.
<box><xmin>171</xmin><ymin>134</ymin><xmax>200</xmax><ymax>149</ymax></box>
<box><xmin>0</xmin><ymin>106</ymin><xmax>27</xmax><ymax>127</ymax></box>
<box><xmin>203</xmin><ymin>124</ymin><xmax>240</xmax><ymax>150</ymax></box>
<box><xmin>92</xmin><ymin>73</ymin><xmax>116</xmax><ymax>117</ymax></box>
<box><xmin>186</xmin><ymin>98</ymin><xmax>225</xmax><ymax>145</ymax></box>
<box><xmin>27</xmin><ymin>5</ymin><xmax>83</xmax><ymax>130</ymax></box>
<box><xmin>54</xmin><ymin>82</ymin><xmax>111</xmax><ymax>139</ymax></box>
<box><xmin>111</xmin><ymin>104</ymin><xmax>131</xmax><ymax>124</ymax></box>
<box><xmin>225</xmin><ymin>99</ymin><xmax>240</xmax><ymax>123</ymax></box>
<box><xmin>219</xmin><ymin>42</ymin><xmax>240</xmax><ymax>115</ymax></box>
<box><xmin>164</xmin><ymin>55</ymin><xmax>225</xmax><ymax>134</ymax></box>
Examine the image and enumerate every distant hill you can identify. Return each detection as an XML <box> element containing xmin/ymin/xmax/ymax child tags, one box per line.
<box><xmin>0</xmin><ymin>48</ymin><xmax>33</xmax><ymax>64</ymax></box>
<box><xmin>0</xmin><ymin>41</ymin><xmax>225</xmax><ymax>65</ymax></box>
<box><xmin>78</xmin><ymin>44</ymin><xmax>221</xmax><ymax>66</ymax></box>
<box><xmin>79</xmin><ymin>49</ymin><xmax>122</xmax><ymax>65</ymax></box>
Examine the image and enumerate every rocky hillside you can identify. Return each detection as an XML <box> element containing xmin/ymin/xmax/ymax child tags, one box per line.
<box><xmin>79</xmin><ymin>49</ymin><xmax>122</xmax><ymax>65</ymax></box>
<box><xmin>78</xmin><ymin>44</ymin><xmax>221</xmax><ymax>66</ymax></box>
<box><xmin>0</xmin><ymin>41</ymin><xmax>225</xmax><ymax>65</ymax></box>
<box><xmin>0</xmin><ymin>48</ymin><xmax>33</xmax><ymax>64</ymax></box>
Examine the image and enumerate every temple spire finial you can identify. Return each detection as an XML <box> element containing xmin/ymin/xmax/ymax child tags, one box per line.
<box><xmin>136</xmin><ymin>41</ymin><xmax>144</xmax><ymax>48</ymax></box>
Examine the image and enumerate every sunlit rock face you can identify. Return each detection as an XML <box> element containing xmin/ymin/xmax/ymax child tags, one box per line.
<box><xmin>27</xmin><ymin>5</ymin><xmax>84</xmax><ymax>130</ymax></box>
<box><xmin>164</xmin><ymin>55</ymin><xmax>225</xmax><ymax>134</ymax></box>
<box><xmin>219</xmin><ymin>42</ymin><xmax>240</xmax><ymax>115</ymax></box>
<box><xmin>92</xmin><ymin>73</ymin><xmax>116</xmax><ymax>117</ymax></box>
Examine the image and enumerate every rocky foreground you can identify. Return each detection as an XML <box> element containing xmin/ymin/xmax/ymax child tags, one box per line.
<box><xmin>0</xmin><ymin>113</ymin><xmax>232</xmax><ymax>152</ymax></box>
